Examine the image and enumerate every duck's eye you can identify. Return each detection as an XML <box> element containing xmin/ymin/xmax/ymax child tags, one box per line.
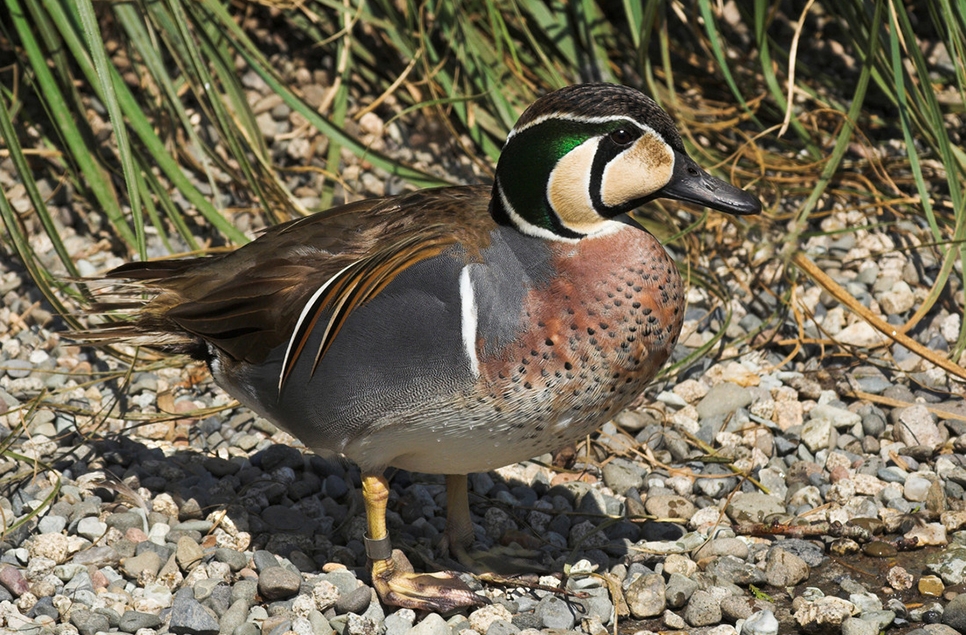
<box><xmin>609</xmin><ymin>128</ymin><xmax>636</xmax><ymax>146</ymax></box>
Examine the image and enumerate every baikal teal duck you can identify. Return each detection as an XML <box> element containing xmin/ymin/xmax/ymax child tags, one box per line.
<box><xmin>83</xmin><ymin>83</ymin><xmax>761</xmax><ymax>611</ymax></box>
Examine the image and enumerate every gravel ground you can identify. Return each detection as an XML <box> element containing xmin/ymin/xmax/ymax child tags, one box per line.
<box><xmin>3</xmin><ymin>22</ymin><xmax>966</xmax><ymax>635</ymax></box>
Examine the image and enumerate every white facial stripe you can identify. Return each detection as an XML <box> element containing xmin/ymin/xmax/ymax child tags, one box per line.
<box><xmin>509</xmin><ymin>113</ymin><xmax>651</xmax><ymax>138</ymax></box>
<box><xmin>497</xmin><ymin>183</ymin><xmax>581</xmax><ymax>243</ymax></box>
<box><xmin>279</xmin><ymin>261</ymin><xmax>356</xmax><ymax>392</ymax></box>
<box><xmin>599</xmin><ymin>132</ymin><xmax>674</xmax><ymax>208</ymax></box>
<box><xmin>459</xmin><ymin>266</ymin><xmax>481</xmax><ymax>378</ymax></box>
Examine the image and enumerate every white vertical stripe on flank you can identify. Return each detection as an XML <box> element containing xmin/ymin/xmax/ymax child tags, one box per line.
<box><xmin>459</xmin><ymin>266</ymin><xmax>481</xmax><ymax>378</ymax></box>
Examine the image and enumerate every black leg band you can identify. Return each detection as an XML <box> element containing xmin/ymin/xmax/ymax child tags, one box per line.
<box><xmin>364</xmin><ymin>534</ymin><xmax>393</xmax><ymax>561</ymax></box>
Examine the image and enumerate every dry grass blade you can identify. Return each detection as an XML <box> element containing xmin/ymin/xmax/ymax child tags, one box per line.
<box><xmin>793</xmin><ymin>251</ymin><xmax>966</xmax><ymax>383</ymax></box>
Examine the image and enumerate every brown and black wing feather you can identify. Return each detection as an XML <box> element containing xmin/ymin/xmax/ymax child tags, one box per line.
<box><xmin>82</xmin><ymin>185</ymin><xmax>495</xmax><ymax>367</ymax></box>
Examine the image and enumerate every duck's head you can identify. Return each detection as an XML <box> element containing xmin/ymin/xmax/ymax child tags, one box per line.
<box><xmin>491</xmin><ymin>83</ymin><xmax>761</xmax><ymax>240</ymax></box>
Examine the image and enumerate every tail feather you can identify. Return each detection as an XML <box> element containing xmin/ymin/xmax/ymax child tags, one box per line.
<box><xmin>71</xmin><ymin>259</ymin><xmax>211</xmax><ymax>360</ymax></box>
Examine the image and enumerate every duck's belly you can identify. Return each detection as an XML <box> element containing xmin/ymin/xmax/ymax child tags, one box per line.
<box><xmin>340</xmin><ymin>369</ymin><xmax>644</xmax><ymax>474</ymax></box>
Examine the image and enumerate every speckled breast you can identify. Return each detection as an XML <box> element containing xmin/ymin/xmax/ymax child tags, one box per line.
<box><xmin>463</xmin><ymin>223</ymin><xmax>685</xmax><ymax>469</ymax></box>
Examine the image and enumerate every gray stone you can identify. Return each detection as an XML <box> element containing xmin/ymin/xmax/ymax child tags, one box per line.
<box><xmin>322</xmin><ymin>570</ymin><xmax>362</xmax><ymax>596</ymax></box>
<box><xmin>407</xmin><ymin>613</ymin><xmax>451</xmax><ymax>635</ymax></box>
<box><xmin>309</xmin><ymin>610</ymin><xmax>336</xmax><ymax>635</ymax></box>
<box><xmin>335</xmin><ymin>585</ymin><xmax>372</xmax><ymax>615</ymax></box>
<box><xmin>120</xmin><ymin>610</ymin><xmax>162</xmax><ymax>632</ymax></box>
<box><xmin>726</xmin><ymin>493</ymin><xmax>785</xmax><ymax>524</ymax></box>
<box><xmin>707</xmin><ymin>555</ymin><xmax>767</xmax><ymax>586</ymax></box>
<box><xmin>170</xmin><ymin>588</ymin><xmax>220</xmax><ymax>635</ymax></box>
<box><xmin>577</xmin><ymin>587</ymin><xmax>614</xmax><ymax>625</ymax></box>
<box><xmin>69</xmin><ymin>609</ymin><xmax>110</xmax><ymax>635</ymax></box>
<box><xmin>841</xmin><ymin>617</ymin><xmax>879</xmax><ymax>635</ymax></box>
<box><xmin>76</xmin><ymin>517</ymin><xmax>107</xmax><ymax>541</ymax></box>
<box><xmin>105</xmin><ymin>511</ymin><xmax>145</xmax><ymax>533</ymax></box>
<box><xmin>214</xmin><ymin>547</ymin><xmax>248</xmax><ymax>572</ymax></box>
<box><xmin>535</xmin><ymin>595</ymin><xmax>575</xmax><ymax>630</ymax></box>
<box><xmin>4</xmin><ymin>359</ymin><xmax>33</xmax><ymax>378</ymax></box>
<box><xmin>765</xmin><ymin>547</ymin><xmax>810</xmax><ymax>587</ymax></box>
<box><xmin>258</xmin><ymin>566</ymin><xmax>302</xmax><ymax>601</ymax></box>
<box><xmin>38</xmin><ymin>515</ymin><xmax>67</xmax><ymax>535</ymax></box>
<box><xmin>385</xmin><ymin>609</ymin><xmax>416</xmax><ymax>635</ymax></box>
<box><xmin>684</xmin><ymin>590</ymin><xmax>722</xmax><ymax>627</ymax></box>
<box><xmin>696</xmin><ymin>383</ymin><xmax>753</xmax><ymax>419</ymax></box>
<box><xmin>942</xmin><ymin>591</ymin><xmax>966</xmax><ymax>632</ymax></box>
<box><xmin>231</xmin><ymin>579</ymin><xmax>259</xmax><ymax>605</ymax></box>
<box><xmin>218</xmin><ymin>599</ymin><xmax>249</xmax><ymax>635</ymax></box>
<box><xmin>485</xmin><ymin>620</ymin><xmax>519</xmax><ymax>635</ymax></box>
<box><xmin>252</xmin><ymin>549</ymin><xmax>280</xmax><ymax>572</ymax></box>
<box><xmin>601</xmin><ymin>458</ymin><xmax>645</xmax><ymax>492</ymax></box>
<box><xmin>664</xmin><ymin>573</ymin><xmax>698</xmax><ymax>609</ymax></box>
<box><xmin>772</xmin><ymin>540</ymin><xmax>825</xmax><ymax>568</ymax></box>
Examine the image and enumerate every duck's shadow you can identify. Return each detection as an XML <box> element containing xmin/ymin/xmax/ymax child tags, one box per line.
<box><xmin>36</xmin><ymin>414</ymin><xmax>683</xmax><ymax>581</ymax></box>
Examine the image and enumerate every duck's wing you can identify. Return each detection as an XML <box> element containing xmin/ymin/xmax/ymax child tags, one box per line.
<box><xmin>87</xmin><ymin>185</ymin><xmax>495</xmax><ymax>366</ymax></box>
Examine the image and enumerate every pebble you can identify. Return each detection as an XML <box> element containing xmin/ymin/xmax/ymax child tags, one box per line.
<box><xmin>943</xmin><ymin>593</ymin><xmax>966</xmax><ymax>632</ymax></box>
<box><xmin>258</xmin><ymin>566</ymin><xmax>303</xmax><ymax>600</ymax></box>
<box><xmin>470</xmin><ymin>604</ymin><xmax>514</xmax><ymax>633</ymax></box>
<box><xmin>121</xmin><ymin>550</ymin><xmax>163</xmax><ymax>580</ymax></box>
<box><xmin>740</xmin><ymin>609</ymin><xmax>778</xmax><ymax>635</ymax></box>
<box><xmin>75</xmin><ymin>516</ymin><xmax>107</xmax><ymax>541</ymax></box>
<box><xmin>765</xmin><ymin>548</ymin><xmax>809</xmax><ymax>588</ymax></box>
<box><xmin>177</xmin><ymin>535</ymin><xmax>205</xmax><ymax>571</ymax></box>
<box><xmin>685</xmin><ymin>590</ymin><xmax>723</xmax><ymax>627</ymax></box>
<box><xmin>119</xmin><ymin>610</ymin><xmax>162</xmax><ymax>631</ymax></box>
<box><xmin>696</xmin><ymin>382</ymin><xmax>753</xmax><ymax>419</ymax></box>
<box><xmin>411</xmin><ymin>613</ymin><xmax>452</xmax><ymax>635</ymax></box>
<box><xmin>894</xmin><ymin>405</ymin><xmax>944</xmax><ymax>450</ymax></box>
<box><xmin>69</xmin><ymin>609</ymin><xmax>110</xmax><ymax>635</ymax></box>
<box><xmin>625</xmin><ymin>573</ymin><xmax>666</xmax><ymax>618</ymax></box>
<box><xmin>726</xmin><ymin>493</ymin><xmax>785</xmax><ymax>523</ymax></box>
<box><xmin>534</xmin><ymin>596</ymin><xmax>574</xmax><ymax>630</ymax></box>
<box><xmin>335</xmin><ymin>585</ymin><xmax>373</xmax><ymax>615</ymax></box>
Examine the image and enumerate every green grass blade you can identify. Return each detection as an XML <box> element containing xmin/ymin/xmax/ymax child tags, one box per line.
<box><xmin>785</xmin><ymin>0</ymin><xmax>883</xmax><ymax>249</ymax></box>
<box><xmin>12</xmin><ymin>0</ymin><xmax>136</xmax><ymax>250</ymax></box>
<box><xmin>41</xmin><ymin>0</ymin><xmax>248</xmax><ymax>246</ymax></box>
<box><xmin>75</xmin><ymin>0</ymin><xmax>146</xmax><ymax>259</ymax></box>
<box><xmin>0</xmin><ymin>93</ymin><xmax>85</xmax><ymax>324</ymax></box>
<box><xmin>199</xmin><ymin>0</ymin><xmax>448</xmax><ymax>189</ymax></box>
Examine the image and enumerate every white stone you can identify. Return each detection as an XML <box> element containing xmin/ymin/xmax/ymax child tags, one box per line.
<box><xmin>877</xmin><ymin>280</ymin><xmax>916</xmax><ymax>315</ymax></box>
<box><xmin>894</xmin><ymin>405</ymin><xmax>943</xmax><ymax>450</ymax></box>
<box><xmin>941</xmin><ymin>312</ymin><xmax>962</xmax><ymax>343</ymax></box>
<box><xmin>833</xmin><ymin>322</ymin><xmax>889</xmax><ymax>348</ymax></box>
<box><xmin>904</xmin><ymin>522</ymin><xmax>947</xmax><ymax>546</ymax></box>
<box><xmin>801</xmin><ymin>417</ymin><xmax>832</xmax><ymax>452</ymax></box>
<box><xmin>741</xmin><ymin>609</ymin><xmax>779</xmax><ymax>635</ymax></box>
